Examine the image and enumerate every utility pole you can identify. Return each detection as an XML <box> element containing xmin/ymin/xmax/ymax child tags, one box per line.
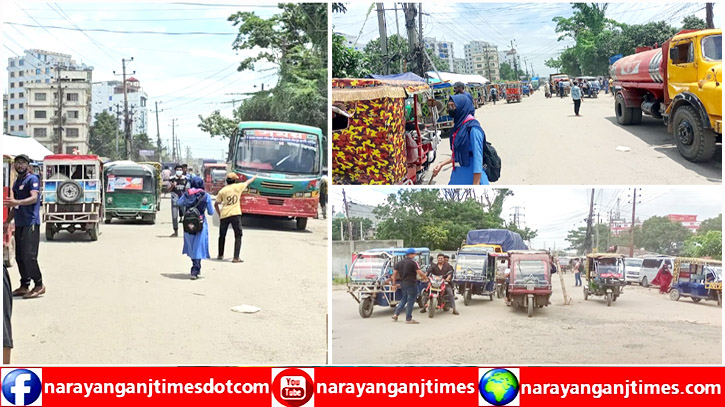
<box><xmin>114</xmin><ymin>104</ymin><xmax>122</xmax><ymax>158</ymax></box>
<box><xmin>170</xmin><ymin>118</ymin><xmax>177</xmax><ymax>162</ymax></box>
<box><xmin>53</xmin><ymin>65</ymin><xmax>65</xmax><ymax>154</ymax></box>
<box><xmin>403</xmin><ymin>4</ymin><xmax>419</xmax><ymax>75</ymax></box>
<box><xmin>584</xmin><ymin>188</ymin><xmax>595</xmax><ymax>254</ymax></box>
<box><xmin>706</xmin><ymin>3</ymin><xmax>714</xmax><ymax>29</ymax></box>
<box><xmin>114</xmin><ymin>57</ymin><xmax>135</xmax><ymax>159</ymax></box>
<box><xmin>376</xmin><ymin>3</ymin><xmax>390</xmax><ymax>75</ymax></box>
<box><xmin>418</xmin><ymin>2</ymin><xmax>424</xmax><ymax>75</ymax></box>
<box><xmin>342</xmin><ymin>189</ymin><xmax>353</xmax><ymax>241</ymax></box>
<box><xmin>595</xmin><ymin>212</ymin><xmax>600</xmax><ymax>252</ymax></box>
<box><xmin>607</xmin><ymin>210</ymin><xmax>613</xmax><ymax>248</ymax></box>
<box><xmin>629</xmin><ymin>188</ymin><xmax>638</xmax><ymax>257</ymax></box>
<box><xmin>394</xmin><ymin>3</ymin><xmax>403</xmax><ymax>72</ymax></box>
<box><xmin>152</xmin><ymin>101</ymin><xmax>163</xmax><ymax>162</ymax></box>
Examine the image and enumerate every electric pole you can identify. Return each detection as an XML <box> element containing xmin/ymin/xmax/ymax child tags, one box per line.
<box><xmin>584</xmin><ymin>188</ymin><xmax>595</xmax><ymax>254</ymax></box>
<box><xmin>114</xmin><ymin>104</ymin><xmax>123</xmax><ymax>158</ymax></box>
<box><xmin>170</xmin><ymin>118</ymin><xmax>178</xmax><ymax>162</ymax></box>
<box><xmin>629</xmin><ymin>188</ymin><xmax>638</xmax><ymax>257</ymax></box>
<box><xmin>402</xmin><ymin>3</ymin><xmax>419</xmax><ymax>75</ymax></box>
<box><xmin>53</xmin><ymin>65</ymin><xmax>65</xmax><ymax>154</ymax></box>
<box><xmin>394</xmin><ymin>3</ymin><xmax>403</xmax><ymax>72</ymax></box>
<box><xmin>418</xmin><ymin>2</ymin><xmax>424</xmax><ymax>75</ymax></box>
<box><xmin>152</xmin><ymin>101</ymin><xmax>163</xmax><ymax>162</ymax></box>
<box><xmin>510</xmin><ymin>40</ymin><xmax>518</xmax><ymax>80</ymax></box>
<box><xmin>342</xmin><ymin>188</ymin><xmax>353</xmax><ymax>241</ymax></box>
<box><xmin>113</xmin><ymin>57</ymin><xmax>135</xmax><ymax>159</ymax></box>
<box><xmin>706</xmin><ymin>3</ymin><xmax>714</xmax><ymax>29</ymax></box>
<box><xmin>376</xmin><ymin>3</ymin><xmax>390</xmax><ymax>75</ymax></box>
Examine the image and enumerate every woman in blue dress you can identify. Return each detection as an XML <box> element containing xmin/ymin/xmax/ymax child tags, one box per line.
<box><xmin>177</xmin><ymin>176</ymin><xmax>215</xmax><ymax>280</ymax></box>
<box><xmin>432</xmin><ymin>94</ymin><xmax>489</xmax><ymax>185</ymax></box>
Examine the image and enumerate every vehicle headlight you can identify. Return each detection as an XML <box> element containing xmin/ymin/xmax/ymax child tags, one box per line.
<box><xmin>526</xmin><ymin>282</ymin><xmax>535</xmax><ymax>291</ymax></box>
<box><xmin>295</xmin><ymin>192</ymin><xmax>303</xmax><ymax>198</ymax></box>
<box><xmin>107</xmin><ymin>197</ymin><xmax>113</xmax><ymax>204</ymax></box>
<box><xmin>142</xmin><ymin>197</ymin><xmax>148</xmax><ymax>205</ymax></box>
<box><xmin>432</xmin><ymin>281</ymin><xmax>442</xmax><ymax>288</ymax></box>
<box><xmin>248</xmin><ymin>188</ymin><xmax>257</xmax><ymax>194</ymax></box>
<box><xmin>303</xmin><ymin>192</ymin><xmax>312</xmax><ymax>198</ymax></box>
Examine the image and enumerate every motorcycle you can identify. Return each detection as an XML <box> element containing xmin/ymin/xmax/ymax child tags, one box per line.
<box><xmin>421</xmin><ymin>274</ymin><xmax>451</xmax><ymax>318</ymax></box>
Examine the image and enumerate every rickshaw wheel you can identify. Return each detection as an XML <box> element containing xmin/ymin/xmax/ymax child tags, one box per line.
<box><xmin>104</xmin><ymin>217</ymin><xmax>112</xmax><ymax>224</ymax></box>
<box><xmin>669</xmin><ymin>289</ymin><xmax>681</xmax><ymax>301</ymax></box>
<box><xmin>89</xmin><ymin>223</ymin><xmax>99</xmax><ymax>241</ymax></box>
<box><xmin>606</xmin><ymin>292</ymin><xmax>613</xmax><ymax>307</ymax></box>
<box><xmin>527</xmin><ymin>300</ymin><xmax>533</xmax><ymax>317</ymax></box>
<box><xmin>358</xmin><ymin>297</ymin><xmax>374</xmax><ymax>318</ymax></box>
<box><xmin>691</xmin><ymin>297</ymin><xmax>701</xmax><ymax>303</ymax></box>
<box><xmin>463</xmin><ymin>289</ymin><xmax>472</xmax><ymax>306</ymax></box>
<box><xmin>428</xmin><ymin>298</ymin><xmax>436</xmax><ymax>318</ymax></box>
<box><xmin>45</xmin><ymin>224</ymin><xmax>55</xmax><ymax>241</ymax></box>
<box><xmin>583</xmin><ymin>286</ymin><xmax>588</xmax><ymax>301</ymax></box>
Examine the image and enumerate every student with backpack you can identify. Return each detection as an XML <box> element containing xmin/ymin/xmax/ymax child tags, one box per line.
<box><xmin>177</xmin><ymin>176</ymin><xmax>215</xmax><ymax>280</ymax></box>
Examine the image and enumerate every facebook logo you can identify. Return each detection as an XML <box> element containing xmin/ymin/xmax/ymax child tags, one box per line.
<box><xmin>1</xmin><ymin>369</ymin><xmax>42</xmax><ymax>406</ymax></box>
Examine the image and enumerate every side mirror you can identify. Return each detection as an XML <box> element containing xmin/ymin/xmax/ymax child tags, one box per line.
<box><xmin>669</xmin><ymin>47</ymin><xmax>680</xmax><ymax>62</ymax></box>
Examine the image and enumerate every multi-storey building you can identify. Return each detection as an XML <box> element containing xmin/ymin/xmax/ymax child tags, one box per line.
<box><xmin>667</xmin><ymin>214</ymin><xmax>701</xmax><ymax>232</ymax></box>
<box><xmin>91</xmin><ymin>78</ymin><xmax>148</xmax><ymax>136</ymax></box>
<box><xmin>3</xmin><ymin>94</ymin><xmax>7</xmax><ymax>134</ymax></box>
<box><xmin>25</xmin><ymin>68</ymin><xmax>93</xmax><ymax>154</ymax></box>
<box><xmin>452</xmin><ymin>58</ymin><xmax>467</xmax><ymax>74</ymax></box>
<box><xmin>424</xmin><ymin>37</ymin><xmax>455</xmax><ymax>72</ymax></box>
<box><xmin>464</xmin><ymin>41</ymin><xmax>501</xmax><ymax>81</ymax></box>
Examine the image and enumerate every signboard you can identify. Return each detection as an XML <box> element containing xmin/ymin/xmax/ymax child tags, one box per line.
<box><xmin>106</xmin><ymin>176</ymin><xmax>144</xmax><ymax>192</ymax></box>
<box><xmin>609</xmin><ymin>54</ymin><xmax>623</xmax><ymax>65</ymax></box>
<box><xmin>139</xmin><ymin>149</ymin><xmax>154</xmax><ymax>156</ymax></box>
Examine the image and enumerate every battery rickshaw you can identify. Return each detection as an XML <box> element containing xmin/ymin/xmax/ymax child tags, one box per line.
<box><xmin>505</xmin><ymin>250</ymin><xmax>553</xmax><ymax>317</ymax></box>
<box><xmin>453</xmin><ymin>246</ymin><xmax>499</xmax><ymax>305</ymax></box>
<box><xmin>669</xmin><ymin>257</ymin><xmax>722</xmax><ymax>306</ymax></box>
<box><xmin>584</xmin><ymin>253</ymin><xmax>626</xmax><ymax>306</ymax></box>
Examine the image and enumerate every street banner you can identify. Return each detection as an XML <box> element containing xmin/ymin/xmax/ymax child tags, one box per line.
<box><xmin>138</xmin><ymin>150</ymin><xmax>154</xmax><ymax>156</ymax></box>
<box><xmin>609</xmin><ymin>54</ymin><xmax>623</xmax><ymax>65</ymax></box>
<box><xmin>0</xmin><ymin>366</ymin><xmax>722</xmax><ymax>406</ymax></box>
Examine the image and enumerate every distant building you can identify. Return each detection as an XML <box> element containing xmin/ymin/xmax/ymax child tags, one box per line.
<box><xmin>464</xmin><ymin>41</ymin><xmax>500</xmax><ymax>81</ymax></box>
<box><xmin>610</xmin><ymin>218</ymin><xmax>642</xmax><ymax>236</ymax></box>
<box><xmin>452</xmin><ymin>58</ymin><xmax>467</xmax><ymax>74</ymax></box>
<box><xmin>337</xmin><ymin>32</ymin><xmax>367</xmax><ymax>51</ymax></box>
<box><xmin>424</xmin><ymin>37</ymin><xmax>455</xmax><ymax>72</ymax></box>
<box><xmin>667</xmin><ymin>214</ymin><xmax>700</xmax><ymax>232</ymax></box>
<box><xmin>91</xmin><ymin>79</ymin><xmax>148</xmax><ymax>136</ymax></box>
<box><xmin>2</xmin><ymin>94</ymin><xmax>7</xmax><ymax>134</ymax></box>
<box><xmin>333</xmin><ymin>202</ymin><xmax>379</xmax><ymax>239</ymax></box>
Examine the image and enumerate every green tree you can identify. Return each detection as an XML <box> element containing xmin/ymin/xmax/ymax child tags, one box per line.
<box><xmin>682</xmin><ymin>231</ymin><xmax>722</xmax><ymax>260</ymax></box>
<box><xmin>332</xmin><ymin>33</ymin><xmax>369</xmax><ymax>78</ymax></box>
<box><xmin>637</xmin><ymin>216</ymin><xmax>692</xmax><ymax>254</ymax></box>
<box><xmin>199</xmin><ymin>4</ymin><xmax>327</xmax><ymax>140</ymax></box>
<box><xmin>88</xmin><ymin>111</ymin><xmax>119</xmax><ymax>159</ymax></box>
<box><xmin>697</xmin><ymin>214</ymin><xmax>722</xmax><ymax>235</ymax></box>
<box><xmin>364</xmin><ymin>34</ymin><xmax>410</xmax><ymax>75</ymax></box>
<box><xmin>565</xmin><ymin>223</ymin><xmax>612</xmax><ymax>254</ymax></box>
<box><xmin>499</xmin><ymin>62</ymin><xmax>526</xmax><ymax>81</ymax></box>
<box><xmin>681</xmin><ymin>15</ymin><xmax>707</xmax><ymax>30</ymax></box>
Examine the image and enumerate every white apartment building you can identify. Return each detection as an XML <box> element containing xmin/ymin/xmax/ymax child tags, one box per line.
<box><xmin>452</xmin><ymin>58</ymin><xmax>467</xmax><ymax>74</ymax></box>
<box><xmin>424</xmin><ymin>37</ymin><xmax>455</xmax><ymax>72</ymax></box>
<box><xmin>91</xmin><ymin>78</ymin><xmax>148</xmax><ymax>136</ymax></box>
<box><xmin>464</xmin><ymin>41</ymin><xmax>501</xmax><ymax>81</ymax></box>
<box><xmin>25</xmin><ymin>68</ymin><xmax>93</xmax><ymax>154</ymax></box>
<box><xmin>6</xmin><ymin>49</ymin><xmax>87</xmax><ymax>136</ymax></box>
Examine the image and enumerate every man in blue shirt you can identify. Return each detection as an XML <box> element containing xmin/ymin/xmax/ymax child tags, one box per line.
<box><xmin>3</xmin><ymin>154</ymin><xmax>45</xmax><ymax>299</ymax></box>
<box><xmin>571</xmin><ymin>80</ymin><xmax>583</xmax><ymax>117</ymax></box>
<box><xmin>453</xmin><ymin>82</ymin><xmax>475</xmax><ymax>109</ymax></box>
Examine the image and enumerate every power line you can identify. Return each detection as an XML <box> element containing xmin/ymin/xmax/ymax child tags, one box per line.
<box><xmin>4</xmin><ymin>22</ymin><xmax>238</xmax><ymax>36</ymax></box>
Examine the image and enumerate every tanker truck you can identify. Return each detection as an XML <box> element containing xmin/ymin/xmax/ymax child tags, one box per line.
<box><xmin>611</xmin><ymin>29</ymin><xmax>721</xmax><ymax>162</ymax></box>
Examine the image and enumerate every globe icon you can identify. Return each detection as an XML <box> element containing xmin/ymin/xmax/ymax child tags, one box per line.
<box><xmin>479</xmin><ymin>368</ymin><xmax>519</xmax><ymax>406</ymax></box>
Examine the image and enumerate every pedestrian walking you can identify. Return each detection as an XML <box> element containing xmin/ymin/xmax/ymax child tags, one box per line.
<box><xmin>169</xmin><ymin>164</ymin><xmax>190</xmax><ymax>237</ymax></box>
<box><xmin>319</xmin><ymin>175</ymin><xmax>328</xmax><ymax>219</ymax></box>
<box><xmin>571</xmin><ymin>80</ymin><xmax>583</xmax><ymax>116</ymax></box>
<box><xmin>431</xmin><ymin>94</ymin><xmax>490</xmax><ymax>185</ymax></box>
<box><xmin>608</xmin><ymin>78</ymin><xmax>614</xmax><ymax>95</ymax></box>
<box><xmin>453</xmin><ymin>81</ymin><xmax>475</xmax><ymax>107</ymax></box>
<box><xmin>391</xmin><ymin>248</ymin><xmax>428</xmax><ymax>324</ymax></box>
<box><xmin>214</xmin><ymin>172</ymin><xmax>257</xmax><ymax>263</ymax></box>
<box><xmin>573</xmin><ymin>258</ymin><xmax>582</xmax><ymax>287</ymax></box>
<box><xmin>558</xmin><ymin>81</ymin><xmax>564</xmax><ymax>98</ymax></box>
<box><xmin>3</xmin><ymin>265</ymin><xmax>13</xmax><ymax>363</ymax></box>
<box><xmin>3</xmin><ymin>154</ymin><xmax>45</xmax><ymax>299</ymax></box>
<box><xmin>177</xmin><ymin>176</ymin><xmax>214</xmax><ymax>280</ymax></box>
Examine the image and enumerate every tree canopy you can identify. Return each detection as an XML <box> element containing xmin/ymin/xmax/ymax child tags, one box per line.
<box><xmin>682</xmin><ymin>231</ymin><xmax>722</xmax><ymax>260</ymax></box>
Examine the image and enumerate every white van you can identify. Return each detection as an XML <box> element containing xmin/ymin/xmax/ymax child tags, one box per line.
<box><xmin>624</xmin><ymin>258</ymin><xmax>644</xmax><ymax>284</ymax></box>
<box><xmin>638</xmin><ymin>256</ymin><xmax>675</xmax><ymax>287</ymax></box>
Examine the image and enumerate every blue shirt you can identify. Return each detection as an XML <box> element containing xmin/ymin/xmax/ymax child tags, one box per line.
<box><xmin>12</xmin><ymin>173</ymin><xmax>41</xmax><ymax>227</ymax></box>
<box><xmin>448</xmin><ymin>127</ymin><xmax>490</xmax><ymax>185</ymax></box>
<box><xmin>571</xmin><ymin>85</ymin><xmax>582</xmax><ymax>100</ymax></box>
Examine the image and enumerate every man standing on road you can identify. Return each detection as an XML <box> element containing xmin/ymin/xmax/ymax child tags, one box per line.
<box><xmin>391</xmin><ymin>248</ymin><xmax>428</xmax><ymax>324</ymax></box>
<box><xmin>453</xmin><ymin>82</ymin><xmax>475</xmax><ymax>107</ymax></box>
<box><xmin>421</xmin><ymin>253</ymin><xmax>458</xmax><ymax>315</ymax></box>
<box><xmin>214</xmin><ymin>172</ymin><xmax>257</xmax><ymax>263</ymax></box>
<box><xmin>558</xmin><ymin>81</ymin><xmax>564</xmax><ymax>98</ymax></box>
<box><xmin>489</xmin><ymin>86</ymin><xmax>498</xmax><ymax>105</ymax></box>
<box><xmin>3</xmin><ymin>154</ymin><xmax>45</xmax><ymax>299</ymax></box>
<box><xmin>319</xmin><ymin>175</ymin><xmax>328</xmax><ymax>219</ymax></box>
<box><xmin>571</xmin><ymin>80</ymin><xmax>583</xmax><ymax>117</ymax></box>
<box><xmin>573</xmin><ymin>258</ymin><xmax>582</xmax><ymax>287</ymax></box>
<box><xmin>608</xmin><ymin>78</ymin><xmax>614</xmax><ymax>95</ymax></box>
<box><xmin>169</xmin><ymin>164</ymin><xmax>190</xmax><ymax>237</ymax></box>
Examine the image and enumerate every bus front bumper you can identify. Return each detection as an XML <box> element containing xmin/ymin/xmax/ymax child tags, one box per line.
<box><xmin>241</xmin><ymin>195</ymin><xmax>318</xmax><ymax>218</ymax></box>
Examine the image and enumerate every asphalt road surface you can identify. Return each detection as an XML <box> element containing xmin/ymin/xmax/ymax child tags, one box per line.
<box><xmin>7</xmin><ymin>196</ymin><xmax>328</xmax><ymax>364</ymax></box>
<box><xmin>331</xmin><ymin>272</ymin><xmax>722</xmax><ymax>364</ymax></box>
<box><xmin>430</xmin><ymin>91</ymin><xmax>721</xmax><ymax>185</ymax></box>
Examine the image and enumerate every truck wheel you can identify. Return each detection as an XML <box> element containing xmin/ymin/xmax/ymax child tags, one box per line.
<box><xmin>615</xmin><ymin>94</ymin><xmax>633</xmax><ymax>125</ymax></box>
<box><xmin>296</xmin><ymin>217</ymin><xmax>308</xmax><ymax>231</ymax></box>
<box><xmin>673</xmin><ymin>105</ymin><xmax>717</xmax><ymax>162</ymax></box>
<box><xmin>45</xmin><ymin>224</ymin><xmax>55</xmax><ymax>241</ymax></box>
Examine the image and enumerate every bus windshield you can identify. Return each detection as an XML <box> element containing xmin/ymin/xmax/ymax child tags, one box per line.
<box><xmin>236</xmin><ymin>129</ymin><xmax>319</xmax><ymax>175</ymax></box>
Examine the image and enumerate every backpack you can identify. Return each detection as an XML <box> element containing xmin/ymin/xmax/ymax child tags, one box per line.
<box><xmin>482</xmin><ymin>142</ymin><xmax>501</xmax><ymax>182</ymax></box>
<box><xmin>182</xmin><ymin>193</ymin><xmax>207</xmax><ymax>234</ymax></box>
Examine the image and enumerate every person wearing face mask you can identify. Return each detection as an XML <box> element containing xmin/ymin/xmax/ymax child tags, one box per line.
<box><xmin>214</xmin><ymin>172</ymin><xmax>257</xmax><ymax>263</ymax></box>
<box><xmin>3</xmin><ymin>154</ymin><xmax>45</xmax><ymax>299</ymax></box>
<box><xmin>169</xmin><ymin>164</ymin><xmax>190</xmax><ymax>237</ymax></box>
<box><xmin>431</xmin><ymin>94</ymin><xmax>489</xmax><ymax>185</ymax></box>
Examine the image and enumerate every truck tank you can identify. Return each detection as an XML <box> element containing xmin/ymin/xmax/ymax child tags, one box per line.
<box><xmin>610</xmin><ymin>47</ymin><xmax>665</xmax><ymax>83</ymax></box>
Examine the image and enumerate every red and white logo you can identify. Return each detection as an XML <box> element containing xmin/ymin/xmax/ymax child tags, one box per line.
<box><xmin>271</xmin><ymin>368</ymin><xmax>314</xmax><ymax>407</ymax></box>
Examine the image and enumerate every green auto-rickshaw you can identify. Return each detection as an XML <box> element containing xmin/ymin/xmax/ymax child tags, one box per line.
<box><xmin>103</xmin><ymin>161</ymin><xmax>160</xmax><ymax>224</ymax></box>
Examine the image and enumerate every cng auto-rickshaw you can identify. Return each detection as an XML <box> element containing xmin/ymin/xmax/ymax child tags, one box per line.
<box><xmin>669</xmin><ymin>257</ymin><xmax>722</xmax><ymax>306</ymax></box>
<box><xmin>347</xmin><ymin>247</ymin><xmax>430</xmax><ymax>318</ymax></box>
<box><xmin>453</xmin><ymin>247</ymin><xmax>502</xmax><ymax>305</ymax></box>
<box><xmin>584</xmin><ymin>253</ymin><xmax>626</xmax><ymax>306</ymax></box>
<box><xmin>203</xmin><ymin>163</ymin><xmax>228</xmax><ymax>195</ymax></box>
<box><xmin>42</xmin><ymin>154</ymin><xmax>104</xmax><ymax>241</ymax></box>
<box><xmin>138</xmin><ymin>162</ymin><xmax>163</xmax><ymax>210</ymax></box>
<box><xmin>505</xmin><ymin>82</ymin><xmax>523</xmax><ymax>103</ymax></box>
<box><xmin>3</xmin><ymin>155</ymin><xmax>17</xmax><ymax>266</ymax></box>
<box><xmin>332</xmin><ymin>78</ymin><xmax>440</xmax><ymax>185</ymax></box>
<box><xmin>505</xmin><ymin>250</ymin><xmax>553</xmax><ymax>317</ymax></box>
<box><xmin>103</xmin><ymin>161</ymin><xmax>160</xmax><ymax>224</ymax></box>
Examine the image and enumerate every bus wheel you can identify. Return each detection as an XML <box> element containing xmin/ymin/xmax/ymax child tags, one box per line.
<box><xmin>296</xmin><ymin>217</ymin><xmax>308</xmax><ymax>231</ymax></box>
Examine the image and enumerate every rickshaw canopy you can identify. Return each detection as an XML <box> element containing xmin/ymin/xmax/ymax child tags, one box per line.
<box><xmin>332</xmin><ymin>78</ymin><xmax>431</xmax><ymax>102</ymax></box>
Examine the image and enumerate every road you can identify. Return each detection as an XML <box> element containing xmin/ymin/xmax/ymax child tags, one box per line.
<box><xmin>8</xmin><ymin>196</ymin><xmax>328</xmax><ymax>365</ymax></box>
<box><xmin>429</xmin><ymin>91</ymin><xmax>721</xmax><ymax>185</ymax></box>
<box><xmin>331</xmin><ymin>272</ymin><xmax>722</xmax><ymax>364</ymax></box>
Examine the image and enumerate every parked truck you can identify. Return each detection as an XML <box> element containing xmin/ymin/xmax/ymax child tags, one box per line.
<box><xmin>611</xmin><ymin>29</ymin><xmax>722</xmax><ymax>162</ymax></box>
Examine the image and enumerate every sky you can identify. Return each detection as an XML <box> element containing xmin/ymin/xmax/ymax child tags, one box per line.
<box><xmin>329</xmin><ymin>186</ymin><xmax>723</xmax><ymax>251</ymax></box>
<box><xmin>1</xmin><ymin>0</ymin><xmax>282</xmax><ymax>161</ymax></box>
<box><xmin>332</xmin><ymin>1</ymin><xmax>721</xmax><ymax>78</ymax></box>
